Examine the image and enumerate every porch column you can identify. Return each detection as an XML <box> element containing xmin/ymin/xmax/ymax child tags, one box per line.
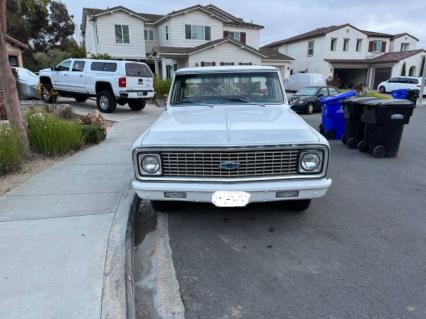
<box><xmin>161</xmin><ymin>58</ymin><xmax>167</xmax><ymax>80</ymax></box>
<box><xmin>154</xmin><ymin>59</ymin><xmax>160</xmax><ymax>78</ymax></box>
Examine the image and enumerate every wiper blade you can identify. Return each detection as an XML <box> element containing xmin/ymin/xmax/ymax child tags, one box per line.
<box><xmin>175</xmin><ymin>100</ymin><xmax>214</xmax><ymax>108</ymax></box>
<box><xmin>226</xmin><ymin>97</ymin><xmax>266</xmax><ymax>107</ymax></box>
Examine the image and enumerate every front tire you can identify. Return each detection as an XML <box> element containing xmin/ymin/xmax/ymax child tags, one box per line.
<box><xmin>286</xmin><ymin>199</ymin><xmax>311</xmax><ymax>211</ymax></box>
<box><xmin>128</xmin><ymin>99</ymin><xmax>146</xmax><ymax>111</ymax></box>
<box><xmin>305</xmin><ymin>103</ymin><xmax>314</xmax><ymax>114</ymax></box>
<box><xmin>379</xmin><ymin>86</ymin><xmax>386</xmax><ymax>93</ymax></box>
<box><xmin>40</xmin><ymin>83</ymin><xmax>57</xmax><ymax>104</ymax></box>
<box><xmin>96</xmin><ymin>90</ymin><xmax>117</xmax><ymax>113</ymax></box>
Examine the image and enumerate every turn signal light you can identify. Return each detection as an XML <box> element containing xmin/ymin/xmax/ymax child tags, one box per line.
<box><xmin>118</xmin><ymin>77</ymin><xmax>126</xmax><ymax>88</ymax></box>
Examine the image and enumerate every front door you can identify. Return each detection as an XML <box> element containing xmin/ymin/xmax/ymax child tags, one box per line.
<box><xmin>52</xmin><ymin>60</ymin><xmax>72</xmax><ymax>90</ymax></box>
<box><xmin>68</xmin><ymin>60</ymin><xmax>86</xmax><ymax>92</ymax></box>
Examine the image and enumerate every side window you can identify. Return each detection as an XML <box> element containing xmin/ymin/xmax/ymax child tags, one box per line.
<box><xmin>329</xmin><ymin>88</ymin><xmax>339</xmax><ymax>95</ymax></box>
<box><xmin>56</xmin><ymin>60</ymin><xmax>71</xmax><ymax>71</ymax></box>
<box><xmin>72</xmin><ymin>60</ymin><xmax>86</xmax><ymax>72</ymax></box>
<box><xmin>319</xmin><ymin>88</ymin><xmax>329</xmax><ymax>96</ymax></box>
<box><xmin>103</xmin><ymin>63</ymin><xmax>117</xmax><ymax>72</ymax></box>
<box><xmin>388</xmin><ymin>77</ymin><xmax>399</xmax><ymax>83</ymax></box>
<box><xmin>90</xmin><ymin>62</ymin><xmax>117</xmax><ymax>72</ymax></box>
<box><xmin>408</xmin><ymin>78</ymin><xmax>419</xmax><ymax>84</ymax></box>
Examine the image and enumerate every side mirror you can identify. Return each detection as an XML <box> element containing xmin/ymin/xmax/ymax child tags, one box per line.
<box><xmin>318</xmin><ymin>93</ymin><xmax>324</xmax><ymax>97</ymax></box>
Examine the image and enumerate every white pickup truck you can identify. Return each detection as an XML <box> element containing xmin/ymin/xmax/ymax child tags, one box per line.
<box><xmin>39</xmin><ymin>59</ymin><xmax>155</xmax><ymax>113</ymax></box>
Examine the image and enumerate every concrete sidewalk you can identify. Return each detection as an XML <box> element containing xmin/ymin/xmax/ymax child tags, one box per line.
<box><xmin>0</xmin><ymin>104</ymin><xmax>161</xmax><ymax>319</ymax></box>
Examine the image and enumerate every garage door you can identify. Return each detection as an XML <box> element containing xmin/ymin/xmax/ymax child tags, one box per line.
<box><xmin>374</xmin><ymin>68</ymin><xmax>392</xmax><ymax>89</ymax></box>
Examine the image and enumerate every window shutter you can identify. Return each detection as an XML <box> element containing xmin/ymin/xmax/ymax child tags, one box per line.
<box><xmin>223</xmin><ymin>31</ymin><xmax>230</xmax><ymax>38</ymax></box>
<box><xmin>240</xmin><ymin>32</ymin><xmax>246</xmax><ymax>44</ymax></box>
<box><xmin>185</xmin><ymin>25</ymin><xmax>191</xmax><ymax>39</ymax></box>
<box><xmin>368</xmin><ymin>41</ymin><xmax>374</xmax><ymax>52</ymax></box>
<box><xmin>381</xmin><ymin>41</ymin><xmax>386</xmax><ymax>52</ymax></box>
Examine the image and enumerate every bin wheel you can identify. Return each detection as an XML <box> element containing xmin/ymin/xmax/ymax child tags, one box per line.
<box><xmin>372</xmin><ymin>145</ymin><xmax>387</xmax><ymax>158</ymax></box>
<box><xmin>347</xmin><ymin>137</ymin><xmax>358</xmax><ymax>149</ymax></box>
<box><xmin>358</xmin><ymin>140</ymin><xmax>367</xmax><ymax>153</ymax></box>
<box><xmin>341</xmin><ymin>134</ymin><xmax>347</xmax><ymax>144</ymax></box>
<box><xmin>324</xmin><ymin>130</ymin><xmax>335</xmax><ymax>139</ymax></box>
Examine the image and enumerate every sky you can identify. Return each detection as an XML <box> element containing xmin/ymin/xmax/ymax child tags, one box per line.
<box><xmin>63</xmin><ymin>0</ymin><xmax>426</xmax><ymax>47</ymax></box>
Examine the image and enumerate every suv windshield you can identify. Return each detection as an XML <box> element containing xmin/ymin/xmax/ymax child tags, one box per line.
<box><xmin>295</xmin><ymin>87</ymin><xmax>318</xmax><ymax>96</ymax></box>
<box><xmin>170</xmin><ymin>72</ymin><xmax>285</xmax><ymax>105</ymax></box>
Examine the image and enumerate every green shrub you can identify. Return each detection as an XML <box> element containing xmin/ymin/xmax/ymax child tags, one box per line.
<box><xmin>366</xmin><ymin>92</ymin><xmax>390</xmax><ymax>99</ymax></box>
<box><xmin>0</xmin><ymin>125</ymin><xmax>23</xmax><ymax>175</ymax></box>
<box><xmin>81</xmin><ymin>124</ymin><xmax>106</xmax><ymax>144</ymax></box>
<box><xmin>28</xmin><ymin>114</ymin><xmax>83</xmax><ymax>156</ymax></box>
<box><xmin>154</xmin><ymin>76</ymin><xmax>172</xmax><ymax>98</ymax></box>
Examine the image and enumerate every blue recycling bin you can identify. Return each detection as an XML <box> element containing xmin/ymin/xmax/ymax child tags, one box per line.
<box><xmin>391</xmin><ymin>89</ymin><xmax>409</xmax><ymax>99</ymax></box>
<box><xmin>319</xmin><ymin>91</ymin><xmax>357</xmax><ymax>139</ymax></box>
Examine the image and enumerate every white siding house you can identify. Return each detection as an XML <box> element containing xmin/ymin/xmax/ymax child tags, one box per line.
<box><xmin>263</xmin><ymin>24</ymin><xmax>425</xmax><ymax>89</ymax></box>
<box><xmin>81</xmin><ymin>5</ymin><xmax>293</xmax><ymax>79</ymax></box>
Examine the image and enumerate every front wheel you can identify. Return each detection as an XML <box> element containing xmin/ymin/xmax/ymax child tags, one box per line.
<box><xmin>305</xmin><ymin>103</ymin><xmax>314</xmax><ymax>114</ymax></box>
<box><xmin>379</xmin><ymin>86</ymin><xmax>386</xmax><ymax>93</ymax></box>
<box><xmin>128</xmin><ymin>99</ymin><xmax>146</xmax><ymax>111</ymax></box>
<box><xmin>96</xmin><ymin>91</ymin><xmax>117</xmax><ymax>113</ymax></box>
<box><xmin>286</xmin><ymin>199</ymin><xmax>311</xmax><ymax>211</ymax></box>
<box><xmin>40</xmin><ymin>83</ymin><xmax>57</xmax><ymax>104</ymax></box>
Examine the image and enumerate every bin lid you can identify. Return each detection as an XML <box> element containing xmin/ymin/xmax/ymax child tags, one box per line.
<box><xmin>320</xmin><ymin>90</ymin><xmax>357</xmax><ymax>103</ymax></box>
<box><xmin>343</xmin><ymin>97</ymin><xmax>378</xmax><ymax>105</ymax></box>
<box><xmin>358</xmin><ymin>98</ymin><xmax>415</xmax><ymax>108</ymax></box>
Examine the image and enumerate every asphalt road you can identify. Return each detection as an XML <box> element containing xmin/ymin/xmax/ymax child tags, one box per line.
<box><xmin>135</xmin><ymin>106</ymin><xmax>426</xmax><ymax>319</ymax></box>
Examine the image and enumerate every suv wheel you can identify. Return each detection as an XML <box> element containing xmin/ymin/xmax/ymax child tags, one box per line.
<box><xmin>128</xmin><ymin>99</ymin><xmax>146</xmax><ymax>111</ymax></box>
<box><xmin>305</xmin><ymin>103</ymin><xmax>314</xmax><ymax>114</ymax></box>
<box><xmin>41</xmin><ymin>83</ymin><xmax>57</xmax><ymax>104</ymax></box>
<box><xmin>379</xmin><ymin>86</ymin><xmax>386</xmax><ymax>93</ymax></box>
<box><xmin>97</xmin><ymin>91</ymin><xmax>117</xmax><ymax>113</ymax></box>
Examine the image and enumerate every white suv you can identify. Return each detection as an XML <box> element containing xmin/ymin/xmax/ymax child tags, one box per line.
<box><xmin>39</xmin><ymin>59</ymin><xmax>155</xmax><ymax>113</ymax></box>
<box><xmin>378</xmin><ymin>76</ymin><xmax>425</xmax><ymax>95</ymax></box>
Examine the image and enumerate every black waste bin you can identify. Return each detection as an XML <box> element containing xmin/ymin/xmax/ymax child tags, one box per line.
<box><xmin>407</xmin><ymin>89</ymin><xmax>419</xmax><ymax>106</ymax></box>
<box><xmin>358</xmin><ymin>99</ymin><xmax>415</xmax><ymax>158</ymax></box>
<box><xmin>342</xmin><ymin>97</ymin><xmax>377</xmax><ymax>149</ymax></box>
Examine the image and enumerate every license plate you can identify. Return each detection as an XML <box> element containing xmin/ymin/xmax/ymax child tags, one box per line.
<box><xmin>137</xmin><ymin>92</ymin><xmax>145</xmax><ymax>96</ymax></box>
<box><xmin>212</xmin><ymin>191</ymin><xmax>251</xmax><ymax>207</ymax></box>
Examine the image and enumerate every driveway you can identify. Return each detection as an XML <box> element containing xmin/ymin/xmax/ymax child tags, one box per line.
<box><xmin>135</xmin><ymin>107</ymin><xmax>426</xmax><ymax>319</ymax></box>
<box><xmin>58</xmin><ymin>97</ymin><xmax>161</xmax><ymax>122</ymax></box>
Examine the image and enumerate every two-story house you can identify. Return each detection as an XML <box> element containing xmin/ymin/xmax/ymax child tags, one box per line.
<box><xmin>262</xmin><ymin>24</ymin><xmax>425</xmax><ymax>89</ymax></box>
<box><xmin>81</xmin><ymin>5</ymin><xmax>293</xmax><ymax>79</ymax></box>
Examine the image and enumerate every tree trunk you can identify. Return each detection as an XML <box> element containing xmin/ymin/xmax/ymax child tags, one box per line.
<box><xmin>0</xmin><ymin>0</ymin><xmax>30</xmax><ymax>156</ymax></box>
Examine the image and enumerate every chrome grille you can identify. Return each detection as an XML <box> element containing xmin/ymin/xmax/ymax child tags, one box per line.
<box><xmin>161</xmin><ymin>150</ymin><xmax>300</xmax><ymax>178</ymax></box>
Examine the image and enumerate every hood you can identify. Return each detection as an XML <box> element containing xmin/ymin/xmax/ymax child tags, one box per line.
<box><xmin>140</xmin><ymin>105</ymin><xmax>321</xmax><ymax>147</ymax></box>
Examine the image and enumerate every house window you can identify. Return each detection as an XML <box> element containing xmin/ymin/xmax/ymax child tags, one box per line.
<box><xmin>401</xmin><ymin>43</ymin><xmax>410</xmax><ymax>51</ymax></box>
<box><xmin>238</xmin><ymin>62</ymin><xmax>252</xmax><ymax>65</ymax></box>
<box><xmin>200</xmin><ymin>61</ymin><xmax>216</xmax><ymax>67</ymax></box>
<box><xmin>373</xmin><ymin>40</ymin><xmax>382</xmax><ymax>52</ymax></box>
<box><xmin>343</xmin><ymin>38</ymin><xmax>349</xmax><ymax>51</ymax></box>
<box><xmin>8</xmin><ymin>55</ymin><xmax>18</xmax><ymax>67</ymax></box>
<box><xmin>225</xmin><ymin>31</ymin><xmax>246</xmax><ymax>44</ymax></box>
<box><xmin>220</xmin><ymin>62</ymin><xmax>235</xmax><ymax>66</ymax></box>
<box><xmin>307</xmin><ymin>40</ymin><xmax>314</xmax><ymax>56</ymax></box>
<box><xmin>115</xmin><ymin>24</ymin><xmax>130</xmax><ymax>44</ymax></box>
<box><xmin>165</xmin><ymin>26</ymin><xmax>169</xmax><ymax>40</ymax></box>
<box><xmin>356</xmin><ymin>39</ymin><xmax>362</xmax><ymax>52</ymax></box>
<box><xmin>330</xmin><ymin>38</ymin><xmax>337</xmax><ymax>51</ymax></box>
<box><xmin>185</xmin><ymin>24</ymin><xmax>211</xmax><ymax>40</ymax></box>
<box><xmin>144</xmin><ymin>29</ymin><xmax>154</xmax><ymax>41</ymax></box>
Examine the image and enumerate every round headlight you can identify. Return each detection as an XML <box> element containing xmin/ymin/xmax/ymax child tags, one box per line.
<box><xmin>141</xmin><ymin>155</ymin><xmax>160</xmax><ymax>174</ymax></box>
<box><xmin>301</xmin><ymin>153</ymin><xmax>321</xmax><ymax>171</ymax></box>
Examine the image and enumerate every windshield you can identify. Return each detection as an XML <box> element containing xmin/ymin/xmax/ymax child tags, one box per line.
<box><xmin>295</xmin><ymin>87</ymin><xmax>318</xmax><ymax>96</ymax></box>
<box><xmin>170</xmin><ymin>72</ymin><xmax>285</xmax><ymax>106</ymax></box>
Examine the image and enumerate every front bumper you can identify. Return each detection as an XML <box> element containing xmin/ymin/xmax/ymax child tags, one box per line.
<box><xmin>132</xmin><ymin>178</ymin><xmax>332</xmax><ymax>203</ymax></box>
<box><xmin>119</xmin><ymin>90</ymin><xmax>155</xmax><ymax>99</ymax></box>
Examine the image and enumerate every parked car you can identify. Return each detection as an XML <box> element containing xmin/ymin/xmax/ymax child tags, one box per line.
<box><xmin>13</xmin><ymin>67</ymin><xmax>40</xmax><ymax>100</ymax></box>
<box><xmin>284</xmin><ymin>73</ymin><xmax>326</xmax><ymax>92</ymax></box>
<box><xmin>378</xmin><ymin>76</ymin><xmax>425</xmax><ymax>95</ymax></box>
<box><xmin>289</xmin><ymin>86</ymin><xmax>340</xmax><ymax>114</ymax></box>
<box><xmin>39</xmin><ymin>59</ymin><xmax>155</xmax><ymax>113</ymax></box>
<box><xmin>132</xmin><ymin>66</ymin><xmax>332</xmax><ymax>212</ymax></box>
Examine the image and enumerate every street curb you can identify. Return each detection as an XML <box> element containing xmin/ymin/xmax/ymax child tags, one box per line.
<box><xmin>100</xmin><ymin>183</ymin><xmax>140</xmax><ymax>319</ymax></box>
